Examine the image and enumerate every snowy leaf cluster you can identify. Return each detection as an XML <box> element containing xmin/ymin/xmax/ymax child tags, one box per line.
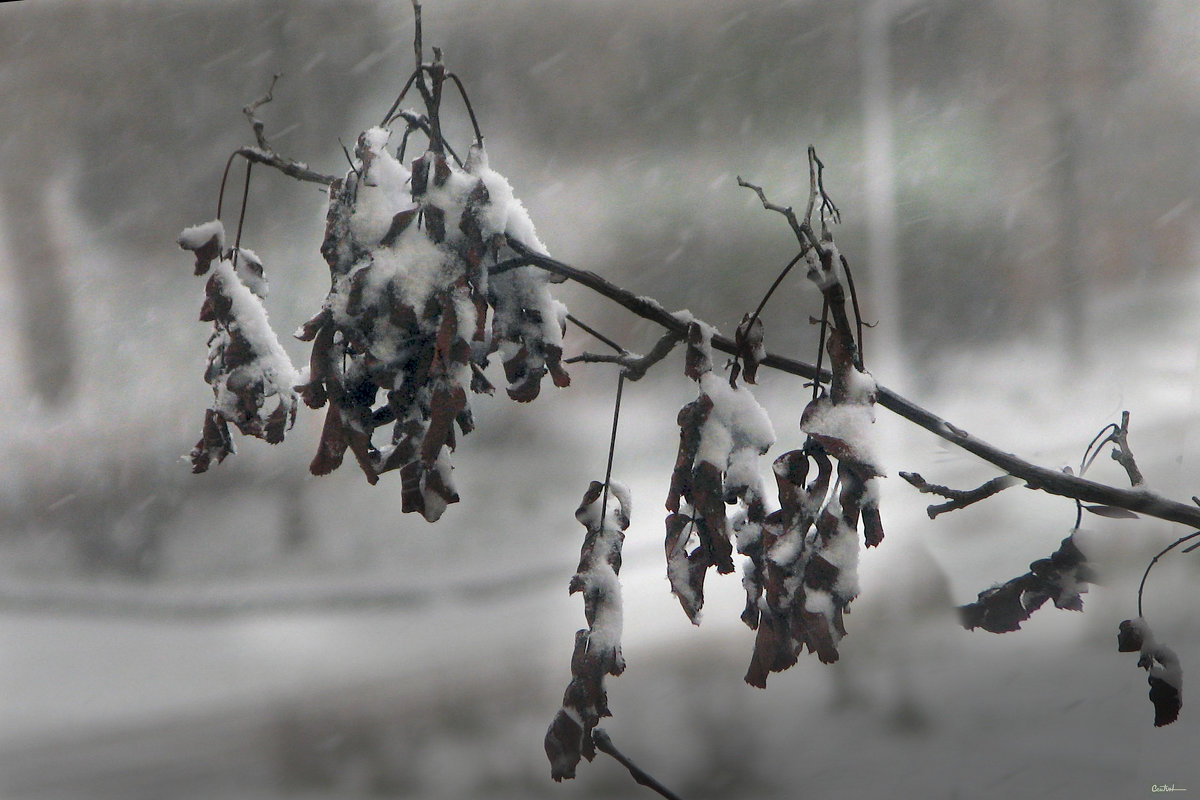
<box><xmin>665</xmin><ymin>321</ymin><xmax>776</xmax><ymax>623</ymax></box>
<box><xmin>959</xmin><ymin>532</ymin><xmax>1096</xmax><ymax>634</ymax></box>
<box><xmin>1118</xmin><ymin>617</ymin><xmax>1184</xmax><ymax>727</ymax></box>
<box><xmin>546</xmin><ymin>480</ymin><xmax>630</xmax><ymax>782</ymax></box>
<box><xmin>738</xmin><ymin>239</ymin><xmax>885</xmax><ymax>687</ymax></box>
<box><xmin>179</xmin><ymin>220</ymin><xmax>298</xmax><ymax>473</ymax></box>
<box><xmin>293</xmin><ymin>127</ymin><xmax>568</xmax><ymax>520</ymax></box>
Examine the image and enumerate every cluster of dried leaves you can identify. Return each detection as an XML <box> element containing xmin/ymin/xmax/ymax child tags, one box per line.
<box><xmin>737</xmin><ymin>241</ymin><xmax>885</xmax><ymax>687</ymax></box>
<box><xmin>546</xmin><ymin>480</ymin><xmax>631</xmax><ymax>781</ymax></box>
<box><xmin>664</xmin><ymin>319</ymin><xmax>775</xmax><ymax>624</ymax></box>
<box><xmin>297</xmin><ymin>128</ymin><xmax>569</xmax><ymax>521</ymax></box>
<box><xmin>180</xmin><ymin>220</ymin><xmax>298</xmax><ymax>473</ymax></box>
<box><xmin>183</xmin><ymin>125</ymin><xmax>570</xmax><ymax>522</ymax></box>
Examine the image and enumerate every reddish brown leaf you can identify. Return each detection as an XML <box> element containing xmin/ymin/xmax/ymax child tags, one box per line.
<box><xmin>424</xmin><ymin>204</ymin><xmax>446</xmax><ymax>243</ymax></box>
<box><xmin>190</xmin><ymin>408</ymin><xmax>235</xmax><ymax>474</ymax></box>
<box><xmin>1118</xmin><ymin>619</ymin><xmax>1144</xmax><ymax>653</ymax></box>
<box><xmin>735</xmin><ymin>313</ymin><xmax>765</xmax><ymax>384</ymax></box>
<box><xmin>309</xmin><ymin>404</ymin><xmax>348</xmax><ymax>476</ymax></box>
<box><xmin>379</xmin><ymin>208</ymin><xmax>418</xmax><ymax>247</ymax></box>
<box><xmin>179</xmin><ymin>231</ymin><xmax>223</xmax><ymax>276</ymax></box>
<box><xmin>683</xmin><ymin>321</ymin><xmax>711</xmax><ymax>380</ymax></box>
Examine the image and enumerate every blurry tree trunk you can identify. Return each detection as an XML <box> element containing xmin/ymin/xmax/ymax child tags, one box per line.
<box><xmin>1048</xmin><ymin>3</ymin><xmax>1087</xmax><ymax>366</ymax></box>
<box><xmin>2</xmin><ymin>164</ymin><xmax>76</xmax><ymax>406</ymax></box>
<box><xmin>861</xmin><ymin>0</ymin><xmax>902</xmax><ymax>377</ymax></box>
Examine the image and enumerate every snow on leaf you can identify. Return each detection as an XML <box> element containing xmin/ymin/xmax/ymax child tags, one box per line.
<box><xmin>664</xmin><ymin>320</ymin><xmax>773</xmax><ymax>622</ymax></box>
<box><xmin>734</xmin><ymin>312</ymin><xmax>766</xmax><ymax>384</ymax></box>
<box><xmin>182</xmin><ymin>229</ymin><xmax>298</xmax><ymax>472</ymax></box>
<box><xmin>292</xmin><ymin>128</ymin><xmax>569</xmax><ymax>514</ymax></box>
<box><xmin>178</xmin><ymin>220</ymin><xmax>225</xmax><ymax>275</ymax></box>
<box><xmin>546</xmin><ymin>481</ymin><xmax>629</xmax><ymax>782</ymax></box>
<box><xmin>1119</xmin><ymin>618</ymin><xmax>1183</xmax><ymax>727</ymax></box>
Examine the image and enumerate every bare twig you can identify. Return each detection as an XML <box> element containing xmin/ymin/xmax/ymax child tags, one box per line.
<box><xmin>592</xmin><ymin>729</ymin><xmax>686</xmax><ymax>800</ymax></box>
<box><xmin>899</xmin><ymin>472</ymin><xmax>1022</xmax><ymax>519</ymax></box>
<box><xmin>567</xmin><ymin>332</ymin><xmax>682</xmax><ymax>381</ymax></box>
<box><xmin>446</xmin><ymin>72</ymin><xmax>484</xmax><ymax>146</ymax></box>
<box><xmin>737</xmin><ymin>175</ymin><xmax>809</xmax><ymax>247</ymax></box>
<box><xmin>242</xmin><ymin>73</ymin><xmax>280</xmax><ymax>150</ymax></box>
<box><xmin>1111</xmin><ymin>410</ymin><xmax>1146</xmax><ymax>488</ymax></box>
<box><xmin>233</xmin><ymin>76</ymin><xmax>337</xmax><ymax>187</ymax></box>
<box><xmin>232</xmin><ymin>146</ymin><xmax>336</xmax><ymax>186</ymax></box>
<box><xmin>743</xmin><ymin>249</ymin><xmax>805</xmax><ymax>338</ymax></box>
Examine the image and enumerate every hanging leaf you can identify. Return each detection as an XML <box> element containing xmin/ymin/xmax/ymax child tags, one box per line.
<box><xmin>734</xmin><ymin>312</ymin><xmax>766</xmax><ymax>384</ymax></box>
<box><xmin>664</xmin><ymin>321</ymin><xmax>774</xmax><ymax>623</ymax></box>
<box><xmin>1083</xmin><ymin>504</ymin><xmax>1140</xmax><ymax>520</ymax></box>
<box><xmin>546</xmin><ymin>480</ymin><xmax>630</xmax><ymax>781</ymax></box>
<box><xmin>960</xmin><ymin>533</ymin><xmax>1095</xmax><ymax>633</ymax></box>
<box><xmin>1118</xmin><ymin>618</ymin><xmax>1183</xmax><ymax>727</ymax></box>
<box><xmin>180</xmin><ymin>220</ymin><xmax>298</xmax><ymax>473</ymax></box>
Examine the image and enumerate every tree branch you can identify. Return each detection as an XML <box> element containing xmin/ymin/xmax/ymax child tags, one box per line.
<box><xmin>232</xmin><ymin>146</ymin><xmax>336</xmax><ymax>186</ymax></box>
<box><xmin>566</xmin><ymin>330</ymin><xmax>682</xmax><ymax>381</ymax></box>
<box><xmin>501</xmin><ymin>239</ymin><xmax>1200</xmax><ymax>531</ymax></box>
<box><xmin>237</xmin><ymin>77</ymin><xmax>338</xmax><ymax>187</ymax></box>
<box><xmin>592</xmin><ymin>729</ymin><xmax>685</xmax><ymax>800</ymax></box>
<box><xmin>226</xmin><ymin>96</ymin><xmax>1200</xmax><ymax>532</ymax></box>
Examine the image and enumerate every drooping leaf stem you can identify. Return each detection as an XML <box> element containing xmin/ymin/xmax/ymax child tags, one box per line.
<box><xmin>742</xmin><ymin>249</ymin><xmax>804</xmax><ymax>338</ymax></box>
<box><xmin>214</xmin><ymin>150</ymin><xmax>255</xmax><ymax>268</ymax></box>
<box><xmin>1137</xmin><ymin>530</ymin><xmax>1200</xmax><ymax>618</ymax></box>
<box><xmin>569</xmin><ymin>314</ymin><xmax>629</xmax><ymax>532</ymax></box>
<box><xmin>601</xmin><ymin>373</ymin><xmax>625</xmax><ymax>530</ymax></box>
<box><xmin>231</xmin><ymin>160</ymin><xmax>252</xmax><ymax>268</ymax></box>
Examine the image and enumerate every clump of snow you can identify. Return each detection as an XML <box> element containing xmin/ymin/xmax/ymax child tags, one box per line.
<box><xmin>178</xmin><ymin>219</ymin><xmax>225</xmax><ymax>252</ymax></box>
<box><xmin>206</xmin><ymin>256</ymin><xmax>298</xmax><ymax>426</ymax></box>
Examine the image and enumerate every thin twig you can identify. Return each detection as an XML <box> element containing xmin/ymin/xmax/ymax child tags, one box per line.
<box><xmin>446</xmin><ymin>72</ymin><xmax>484</xmax><ymax>146</ymax></box>
<box><xmin>592</xmin><ymin>729</ymin><xmax>686</xmax><ymax>800</ymax></box>
<box><xmin>1137</xmin><ymin>530</ymin><xmax>1200</xmax><ymax>619</ymax></box>
<box><xmin>813</xmin><ymin>296</ymin><xmax>829</xmax><ymax>401</ymax></box>
<box><xmin>243</xmin><ymin>74</ymin><xmax>281</xmax><ymax>150</ymax></box>
<box><xmin>566</xmin><ymin>332</ymin><xmax>682</xmax><ymax>382</ymax></box>
<box><xmin>380</xmin><ymin>69</ymin><xmax>420</xmax><ymax>127</ymax></box>
<box><xmin>566</xmin><ymin>313</ymin><xmax>624</xmax><ymax>354</ymax></box>
<box><xmin>840</xmin><ymin>253</ymin><xmax>867</xmax><ymax>362</ymax></box>
<box><xmin>809</xmin><ymin>145</ymin><xmax>840</xmax><ymax>228</ymax></box>
<box><xmin>231</xmin><ymin>160</ymin><xmax>253</xmax><ymax>268</ymax></box>
<box><xmin>899</xmin><ymin>472</ymin><xmax>1022</xmax><ymax>519</ymax></box>
<box><xmin>737</xmin><ymin>175</ymin><xmax>808</xmax><ymax>246</ymax></box>
<box><xmin>233</xmin><ymin>76</ymin><xmax>337</xmax><ymax>187</ymax></box>
<box><xmin>392</xmin><ymin>109</ymin><xmax>462</xmax><ymax>166</ymax></box>
<box><xmin>233</xmin><ymin>146</ymin><xmax>336</xmax><ymax>186</ymax></box>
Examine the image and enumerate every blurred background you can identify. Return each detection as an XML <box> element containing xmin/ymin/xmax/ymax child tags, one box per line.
<box><xmin>3</xmin><ymin>0</ymin><xmax>1200</xmax><ymax>797</ymax></box>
